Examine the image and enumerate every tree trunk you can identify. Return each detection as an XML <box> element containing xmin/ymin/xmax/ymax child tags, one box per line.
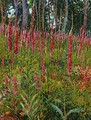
<box><xmin>62</xmin><ymin>0</ymin><xmax>68</xmax><ymax>32</ymax></box>
<box><xmin>59</xmin><ymin>8</ymin><xmax>62</xmax><ymax>30</ymax></box>
<box><xmin>0</xmin><ymin>5</ymin><xmax>3</xmax><ymax>23</ymax></box>
<box><xmin>35</xmin><ymin>2</ymin><xmax>38</xmax><ymax>31</ymax></box>
<box><xmin>48</xmin><ymin>0</ymin><xmax>50</xmax><ymax>31</ymax></box>
<box><xmin>14</xmin><ymin>0</ymin><xmax>19</xmax><ymax>25</ymax></box>
<box><xmin>54</xmin><ymin>0</ymin><xmax>58</xmax><ymax>30</ymax></box>
<box><xmin>22</xmin><ymin>0</ymin><xmax>28</xmax><ymax>30</ymax></box>
<box><xmin>42</xmin><ymin>0</ymin><xmax>45</xmax><ymax>31</ymax></box>
<box><xmin>38</xmin><ymin>0</ymin><xmax>41</xmax><ymax>30</ymax></box>
<box><xmin>83</xmin><ymin>0</ymin><xmax>89</xmax><ymax>32</ymax></box>
<box><xmin>0</xmin><ymin>1</ymin><xmax>5</xmax><ymax>23</ymax></box>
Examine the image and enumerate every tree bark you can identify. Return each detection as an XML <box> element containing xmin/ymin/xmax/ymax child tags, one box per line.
<box><xmin>35</xmin><ymin>2</ymin><xmax>38</xmax><ymax>31</ymax></box>
<box><xmin>42</xmin><ymin>0</ymin><xmax>45</xmax><ymax>31</ymax></box>
<box><xmin>48</xmin><ymin>0</ymin><xmax>50</xmax><ymax>31</ymax></box>
<box><xmin>38</xmin><ymin>0</ymin><xmax>41</xmax><ymax>30</ymax></box>
<box><xmin>0</xmin><ymin>5</ymin><xmax>3</xmax><ymax>23</ymax></box>
<box><xmin>54</xmin><ymin>0</ymin><xmax>58</xmax><ymax>30</ymax></box>
<box><xmin>62</xmin><ymin>0</ymin><xmax>68</xmax><ymax>32</ymax></box>
<box><xmin>83</xmin><ymin>0</ymin><xmax>89</xmax><ymax>32</ymax></box>
<box><xmin>0</xmin><ymin>1</ymin><xmax>6</xmax><ymax>23</ymax></box>
<box><xmin>14</xmin><ymin>0</ymin><xmax>19</xmax><ymax>25</ymax></box>
<box><xmin>59</xmin><ymin>8</ymin><xmax>62</xmax><ymax>30</ymax></box>
<box><xmin>22</xmin><ymin>0</ymin><xmax>28</xmax><ymax>30</ymax></box>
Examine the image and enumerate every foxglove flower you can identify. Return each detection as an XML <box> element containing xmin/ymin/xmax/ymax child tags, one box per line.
<box><xmin>13</xmin><ymin>77</ymin><xmax>18</xmax><ymax>94</ymax></box>
<box><xmin>50</xmin><ymin>40</ymin><xmax>54</xmax><ymax>59</ymax></box>
<box><xmin>14</xmin><ymin>29</ymin><xmax>19</xmax><ymax>54</ymax></box>
<box><xmin>7</xmin><ymin>19</ymin><xmax>12</xmax><ymax>52</ymax></box>
<box><xmin>6</xmin><ymin>75</ymin><xmax>9</xmax><ymax>85</ymax></box>
<box><xmin>41</xmin><ymin>75</ymin><xmax>45</xmax><ymax>83</ymax></box>
<box><xmin>36</xmin><ymin>83</ymin><xmax>41</xmax><ymax>88</ymax></box>
<box><xmin>67</xmin><ymin>32</ymin><xmax>73</xmax><ymax>76</ymax></box>
<box><xmin>31</xmin><ymin>33</ymin><xmax>35</xmax><ymax>53</ymax></box>
<box><xmin>41</xmin><ymin>60</ymin><xmax>46</xmax><ymax>76</ymax></box>
<box><xmin>26</xmin><ymin>32</ymin><xmax>30</xmax><ymax>49</ymax></box>
<box><xmin>41</xmin><ymin>59</ymin><xmax>46</xmax><ymax>83</ymax></box>
<box><xmin>34</xmin><ymin>74</ymin><xmax>39</xmax><ymax>82</ymax></box>
<box><xmin>78</xmin><ymin>28</ymin><xmax>85</xmax><ymax>56</ymax></box>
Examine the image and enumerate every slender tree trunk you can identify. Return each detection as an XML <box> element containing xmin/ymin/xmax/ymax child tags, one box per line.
<box><xmin>38</xmin><ymin>0</ymin><xmax>41</xmax><ymax>30</ymax></box>
<box><xmin>71</xmin><ymin>12</ymin><xmax>73</xmax><ymax>31</ymax></box>
<box><xmin>42</xmin><ymin>0</ymin><xmax>45</xmax><ymax>31</ymax></box>
<box><xmin>0</xmin><ymin>5</ymin><xmax>3</xmax><ymax>23</ymax></box>
<box><xmin>22</xmin><ymin>0</ymin><xmax>28</xmax><ymax>30</ymax></box>
<box><xmin>54</xmin><ymin>0</ymin><xmax>58</xmax><ymax>30</ymax></box>
<box><xmin>48</xmin><ymin>0</ymin><xmax>50</xmax><ymax>31</ymax></box>
<box><xmin>62</xmin><ymin>0</ymin><xmax>68</xmax><ymax>32</ymax></box>
<box><xmin>83</xmin><ymin>0</ymin><xmax>89</xmax><ymax>32</ymax></box>
<box><xmin>59</xmin><ymin>8</ymin><xmax>62</xmax><ymax>30</ymax></box>
<box><xmin>14</xmin><ymin>0</ymin><xmax>19</xmax><ymax>25</ymax></box>
<box><xmin>0</xmin><ymin>2</ymin><xmax>5</xmax><ymax>23</ymax></box>
<box><xmin>35</xmin><ymin>2</ymin><xmax>38</xmax><ymax>31</ymax></box>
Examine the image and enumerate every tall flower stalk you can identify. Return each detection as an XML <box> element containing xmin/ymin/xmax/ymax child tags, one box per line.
<box><xmin>67</xmin><ymin>32</ymin><xmax>73</xmax><ymax>76</ymax></box>
<box><xmin>7</xmin><ymin>19</ymin><xmax>12</xmax><ymax>52</ymax></box>
<box><xmin>77</xmin><ymin>28</ymin><xmax>85</xmax><ymax>56</ymax></box>
<box><xmin>30</xmin><ymin>7</ymin><xmax>35</xmax><ymax>53</ymax></box>
<box><xmin>14</xmin><ymin>28</ymin><xmax>19</xmax><ymax>54</ymax></box>
<box><xmin>26</xmin><ymin>32</ymin><xmax>30</xmax><ymax>50</ymax></box>
<box><xmin>13</xmin><ymin>77</ymin><xmax>18</xmax><ymax>94</ymax></box>
<box><xmin>6</xmin><ymin>75</ymin><xmax>9</xmax><ymax>85</ymax></box>
<box><xmin>41</xmin><ymin>59</ymin><xmax>46</xmax><ymax>83</ymax></box>
<box><xmin>50</xmin><ymin>25</ymin><xmax>54</xmax><ymax>59</ymax></box>
<box><xmin>34</xmin><ymin>74</ymin><xmax>41</xmax><ymax>88</ymax></box>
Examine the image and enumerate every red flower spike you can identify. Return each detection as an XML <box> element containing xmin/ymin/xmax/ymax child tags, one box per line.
<box><xmin>14</xmin><ymin>29</ymin><xmax>19</xmax><ymax>54</ymax></box>
<box><xmin>36</xmin><ymin>83</ymin><xmax>41</xmax><ymax>88</ymax></box>
<box><xmin>41</xmin><ymin>76</ymin><xmax>45</xmax><ymax>83</ymax></box>
<box><xmin>67</xmin><ymin>32</ymin><xmax>73</xmax><ymax>76</ymax></box>
<box><xmin>13</xmin><ymin>77</ymin><xmax>18</xmax><ymax>94</ymax></box>
<box><xmin>34</xmin><ymin>74</ymin><xmax>39</xmax><ymax>82</ymax></box>
<box><xmin>6</xmin><ymin>76</ymin><xmax>9</xmax><ymax>85</ymax></box>
<box><xmin>7</xmin><ymin>19</ymin><xmax>12</xmax><ymax>52</ymax></box>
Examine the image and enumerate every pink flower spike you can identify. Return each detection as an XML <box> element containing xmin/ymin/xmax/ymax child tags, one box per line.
<box><xmin>41</xmin><ymin>76</ymin><xmax>45</xmax><ymax>83</ymax></box>
<box><xmin>7</xmin><ymin>19</ymin><xmax>12</xmax><ymax>52</ymax></box>
<box><xmin>67</xmin><ymin>32</ymin><xmax>73</xmax><ymax>76</ymax></box>
<box><xmin>34</xmin><ymin>74</ymin><xmax>39</xmax><ymax>82</ymax></box>
<box><xmin>26</xmin><ymin>32</ymin><xmax>30</xmax><ymax>50</ymax></box>
<box><xmin>13</xmin><ymin>77</ymin><xmax>18</xmax><ymax>94</ymax></box>
<box><xmin>36</xmin><ymin>83</ymin><xmax>41</xmax><ymax>88</ymax></box>
<box><xmin>6</xmin><ymin>76</ymin><xmax>9</xmax><ymax>85</ymax></box>
<box><xmin>14</xmin><ymin>29</ymin><xmax>19</xmax><ymax>54</ymax></box>
<box><xmin>41</xmin><ymin>60</ymin><xmax>46</xmax><ymax>76</ymax></box>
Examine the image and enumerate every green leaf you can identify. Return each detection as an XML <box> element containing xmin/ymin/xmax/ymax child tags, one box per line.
<box><xmin>51</xmin><ymin>103</ymin><xmax>64</xmax><ymax>120</ymax></box>
<box><xmin>31</xmin><ymin>93</ymin><xmax>38</xmax><ymax>104</ymax></box>
<box><xmin>20</xmin><ymin>102</ymin><xmax>31</xmax><ymax>119</ymax></box>
<box><xmin>54</xmin><ymin>99</ymin><xmax>62</xmax><ymax>103</ymax></box>
<box><xmin>20</xmin><ymin>103</ymin><xmax>26</xmax><ymax>112</ymax></box>
<box><xmin>21</xmin><ymin>95</ymin><xmax>27</xmax><ymax>104</ymax></box>
<box><xmin>67</xmin><ymin>108</ymin><xmax>84</xmax><ymax>116</ymax></box>
<box><xmin>32</xmin><ymin>107</ymin><xmax>39</xmax><ymax>114</ymax></box>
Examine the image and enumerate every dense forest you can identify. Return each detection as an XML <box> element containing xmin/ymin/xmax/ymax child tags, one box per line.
<box><xmin>0</xmin><ymin>0</ymin><xmax>91</xmax><ymax>33</ymax></box>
